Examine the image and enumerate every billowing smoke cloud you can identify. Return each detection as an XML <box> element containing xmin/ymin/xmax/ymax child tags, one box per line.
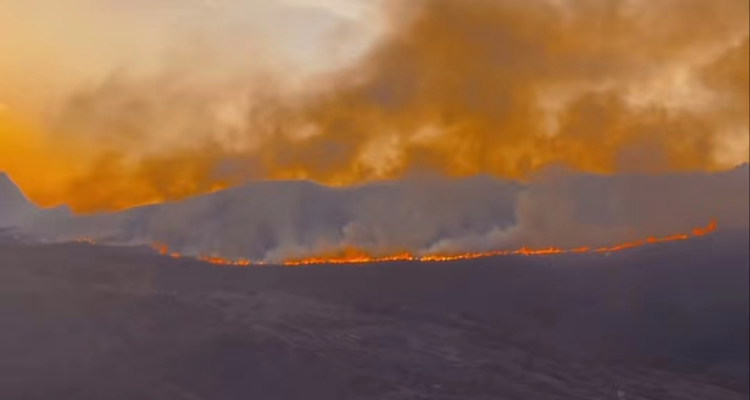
<box><xmin>1</xmin><ymin>0</ymin><xmax>747</xmax><ymax>213</ymax></box>
<box><xmin>0</xmin><ymin>0</ymin><xmax>376</xmax><ymax>208</ymax></box>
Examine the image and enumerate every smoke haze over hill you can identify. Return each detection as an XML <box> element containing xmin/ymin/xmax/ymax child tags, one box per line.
<box><xmin>6</xmin><ymin>166</ymin><xmax>745</xmax><ymax>262</ymax></box>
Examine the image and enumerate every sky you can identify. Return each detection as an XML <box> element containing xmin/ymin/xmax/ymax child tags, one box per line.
<box><xmin>1</xmin><ymin>0</ymin><xmax>748</xmax><ymax>212</ymax></box>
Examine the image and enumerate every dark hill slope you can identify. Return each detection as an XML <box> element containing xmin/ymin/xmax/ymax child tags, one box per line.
<box><xmin>0</xmin><ymin>229</ymin><xmax>747</xmax><ymax>399</ymax></box>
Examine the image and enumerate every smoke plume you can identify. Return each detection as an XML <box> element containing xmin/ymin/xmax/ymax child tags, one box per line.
<box><xmin>1</xmin><ymin>0</ymin><xmax>748</xmax><ymax>213</ymax></box>
<box><xmin>17</xmin><ymin>165</ymin><xmax>747</xmax><ymax>262</ymax></box>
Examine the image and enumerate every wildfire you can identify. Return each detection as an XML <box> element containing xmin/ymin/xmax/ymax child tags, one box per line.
<box><xmin>65</xmin><ymin>219</ymin><xmax>717</xmax><ymax>267</ymax></box>
<box><xmin>2</xmin><ymin>0</ymin><xmax>747</xmax><ymax>214</ymax></box>
<box><xmin>72</xmin><ymin>237</ymin><xmax>95</xmax><ymax>245</ymax></box>
<box><xmin>135</xmin><ymin>219</ymin><xmax>716</xmax><ymax>267</ymax></box>
<box><xmin>150</xmin><ymin>242</ymin><xmax>253</xmax><ymax>266</ymax></box>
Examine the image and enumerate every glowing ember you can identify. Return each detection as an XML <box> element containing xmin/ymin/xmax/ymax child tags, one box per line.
<box><xmin>66</xmin><ymin>219</ymin><xmax>717</xmax><ymax>267</ymax></box>
<box><xmin>140</xmin><ymin>219</ymin><xmax>717</xmax><ymax>267</ymax></box>
<box><xmin>197</xmin><ymin>255</ymin><xmax>251</xmax><ymax>266</ymax></box>
<box><xmin>279</xmin><ymin>219</ymin><xmax>718</xmax><ymax>266</ymax></box>
<box><xmin>72</xmin><ymin>237</ymin><xmax>95</xmax><ymax>245</ymax></box>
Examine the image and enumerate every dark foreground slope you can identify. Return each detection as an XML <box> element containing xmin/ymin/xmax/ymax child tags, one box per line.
<box><xmin>0</xmin><ymin>230</ymin><xmax>747</xmax><ymax>400</ymax></box>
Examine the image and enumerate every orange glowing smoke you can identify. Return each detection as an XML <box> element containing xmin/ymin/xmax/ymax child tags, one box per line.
<box><xmin>1</xmin><ymin>0</ymin><xmax>748</xmax><ymax>213</ymax></box>
<box><xmin>131</xmin><ymin>219</ymin><xmax>717</xmax><ymax>267</ymax></box>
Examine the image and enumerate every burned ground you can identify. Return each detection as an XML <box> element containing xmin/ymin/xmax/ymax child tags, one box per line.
<box><xmin>0</xmin><ymin>229</ymin><xmax>747</xmax><ymax>399</ymax></box>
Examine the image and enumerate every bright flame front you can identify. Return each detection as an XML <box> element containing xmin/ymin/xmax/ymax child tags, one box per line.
<box><xmin>125</xmin><ymin>219</ymin><xmax>718</xmax><ymax>267</ymax></box>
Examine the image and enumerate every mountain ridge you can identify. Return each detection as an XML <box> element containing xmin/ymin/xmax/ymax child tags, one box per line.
<box><xmin>2</xmin><ymin>165</ymin><xmax>748</xmax><ymax>261</ymax></box>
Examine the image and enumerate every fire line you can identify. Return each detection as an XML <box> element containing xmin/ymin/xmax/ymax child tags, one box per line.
<box><xmin>73</xmin><ymin>218</ymin><xmax>718</xmax><ymax>267</ymax></box>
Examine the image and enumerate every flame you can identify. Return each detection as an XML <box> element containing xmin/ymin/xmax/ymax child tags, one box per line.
<box><xmin>123</xmin><ymin>219</ymin><xmax>716</xmax><ymax>267</ymax></box>
<box><xmin>280</xmin><ymin>219</ymin><xmax>717</xmax><ymax>266</ymax></box>
<box><xmin>197</xmin><ymin>255</ymin><xmax>252</xmax><ymax>267</ymax></box>
<box><xmin>72</xmin><ymin>237</ymin><xmax>95</xmax><ymax>245</ymax></box>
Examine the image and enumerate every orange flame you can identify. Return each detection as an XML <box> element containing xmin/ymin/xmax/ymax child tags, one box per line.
<box><xmin>135</xmin><ymin>219</ymin><xmax>717</xmax><ymax>267</ymax></box>
<box><xmin>196</xmin><ymin>255</ymin><xmax>252</xmax><ymax>267</ymax></box>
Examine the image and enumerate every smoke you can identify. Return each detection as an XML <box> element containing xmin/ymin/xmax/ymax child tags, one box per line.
<box><xmin>429</xmin><ymin>164</ymin><xmax>750</xmax><ymax>254</ymax></box>
<box><xmin>19</xmin><ymin>165</ymin><xmax>748</xmax><ymax>262</ymax></box>
<box><xmin>1</xmin><ymin>0</ymin><xmax>748</xmax><ymax>213</ymax></box>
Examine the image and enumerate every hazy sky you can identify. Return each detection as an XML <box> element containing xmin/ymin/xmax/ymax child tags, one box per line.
<box><xmin>0</xmin><ymin>0</ymin><xmax>380</xmax><ymax>107</ymax></box>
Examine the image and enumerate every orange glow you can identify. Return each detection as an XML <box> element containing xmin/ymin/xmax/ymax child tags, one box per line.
<box><xmin>0</xmin><ymin>112</ymin><xmax>82</xmax><ymax>201</ymax></box>
<box><xmin>1</xmin><ymin>0</ymin><xmax>747</xmax><ymax>213</ymax></box>
<box><xmin>280</xmin><ymin>219</ymin><xmax>717</xmax><ymax>266</ymax></box>
<box><xmin>115</xmin><ymin>219</ymin><xmax>717</xmax><ymax>267</ymax></box>
<box><xmin>197</xmin><ymin>255</ymin><xmax>252</xmax><ymax>267</ymax></box>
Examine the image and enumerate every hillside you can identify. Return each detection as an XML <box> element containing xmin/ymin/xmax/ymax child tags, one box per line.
<box><xmin>15</xmin><ymin>165</ymin><xmax>750</xmax><ymax>262</ymax></box>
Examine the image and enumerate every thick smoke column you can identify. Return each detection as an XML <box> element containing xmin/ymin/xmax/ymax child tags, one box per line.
<box><xmin>1</xmin><ymin>0</ymin><xmax>748</xmax><ymax>213</ymax></box>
